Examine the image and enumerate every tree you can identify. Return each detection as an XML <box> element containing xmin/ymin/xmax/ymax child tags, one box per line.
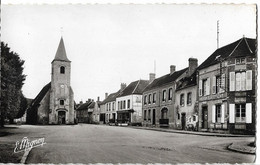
<box><xmin>1</xmin><ymin>42</ymin><xmax>26</xmax><ymax>126</ymax></box>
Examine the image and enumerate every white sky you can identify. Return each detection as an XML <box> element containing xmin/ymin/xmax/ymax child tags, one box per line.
<box><xmin>1</xmin><ymin>2</ymin><xmax>256</xmax><ymax>103</ymax></box>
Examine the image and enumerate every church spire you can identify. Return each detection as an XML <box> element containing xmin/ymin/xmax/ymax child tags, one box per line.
<box><xmin>53</xmin><ymin>37</ymin><xmax>70</xmax><ymax>62</ymax></box>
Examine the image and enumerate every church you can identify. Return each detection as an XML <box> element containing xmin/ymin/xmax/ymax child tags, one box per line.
<box><xmin>27</xmin><ymin>37</ymin><xmax>75</xmax><ymax>125</ymax></box>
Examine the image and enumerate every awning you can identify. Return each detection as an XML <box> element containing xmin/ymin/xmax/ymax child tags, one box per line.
<box><xmin>117</xmin><ymin>109</ymin><xmax>134</xmax><ymax>114</ymax></box>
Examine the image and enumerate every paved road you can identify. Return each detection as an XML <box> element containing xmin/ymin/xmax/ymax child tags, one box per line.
<box><xmin>3</xmin><ymin>124</ymin><xmax>255</xmax><ymax>163</ymax></box>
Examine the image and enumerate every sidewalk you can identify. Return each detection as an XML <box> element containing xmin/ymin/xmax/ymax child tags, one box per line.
<box><xmin>129</xmin><ymin>126</ymin><xmax>254</xmax><ymax>137</ymax></box>
<box><xmin>228</xmin><ymin>141</ymin><xmax>256</xmax><ymax>154</ymax></box>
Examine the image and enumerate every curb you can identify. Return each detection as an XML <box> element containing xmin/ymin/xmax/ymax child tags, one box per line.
<box><xmin>129</xmin><ymin>126</ymin><xmax>254</xmax><ymax>137</ymax></box>
<box><xmin>227</xmin><ymin>143</ymin><xmax>255</xmax><ymax>155</ymax></box>
<box><xmin>20</xmin><ymin>148</ymin><xmax>32</xmax><ymax>164</ymax></box>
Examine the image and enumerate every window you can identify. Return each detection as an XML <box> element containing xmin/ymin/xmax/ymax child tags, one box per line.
<box><xmin>123</xmin><ymin>100</ymin><xmax>126</xmax><ymax>109</ymax></box>
<box><xmin>168</xmin><ymin>88</ymin><xmax>173</xmax><ymax>100</ymax></box>
<box><xmin>144</xmin><ymin>95</ymin><xmax>147</xmax><ymax>105</ymax></box>
<box><xmin>180</xmin><ymin>94</ymin><xmax>184</xmax><ymax>106</ymax></box>
<box><xmin>193</xmin><ymin>116</ymin><xmax>196</xmax><ymax>121</ymax></box>
<box><xmin>236</xmin><ymin>58</ymin><xmax>246</xmax><ymax>64</ymax></box>
<box><xmin>109</xmin><ymin>103</ymin><xmax>111</xmax><ymax>111</ymax></box>
<box><xmin>60</xmin><ymin>66</ymin><xmax>65</xmax><ymax>74</ymax></box>
<box><xmin>230</xmin><ymin>71</ymin><xmax>252</xmax><ymax>91</ymax></box>
<box><xmin>144</xmin><ymin>110</ymin><xmax>147</xmax><ymax>120</ymax></box>
<box><xmin>161</xmin><ymin>108</ymin><xmax>168</xmax><ymax>119</ymax></box>
<box><xmin>118</xmin><ymin>101</ymin><xmax>120</xmax><ymax>110</ymax></box>
<box><xmin>153</xmin><ymin>93</ymin><xmax>156</xmax><ymax>103</ymax></box>
<box><xmin>60</xmin><ymin>100</ymin><xmax>64</xmax><ymax>105</ymax></box>
<box><xmin>162</xmin><ymin>90</ymin><xmax>166</xmax><ymax>101</ymax></box>
<box><xmin>177</xmin><ymin>113</ymin><xmax>180</xmax><ymax>120</ymax></box>
<box><xmin>215</xmin><ymin>105</ymin><xmax>221</xmax><ymax>123</ymax></box>
<box><xmin>112</xmin><ymin>102</ymin><xmax>115</xmax><ymax>110</ymax></box>
<box><xmin>187</xmin><ymin>92</ymin><xmax>192</xmax><ymax>105</ymax></box>
<box><xmin>202</xmin><ymin>79</ymin><xmax>207</xmax><ymax>96</ymax></box>
<box><xmin>148</xmin><ymin>94</ymin><xmax>152</xmax><ymax>104</ymax></box>
<box><xmin>120</xmin><ymin>101</ymin><xmax>123</xmax><ymax>110</ymax></box>
<box><xmin>235</xmin><ymin>104</ymin><xmax>246</xmax><ymax>122</ymax></box>
<box><xmin>127</xmin><ymin>99</ymin><xmax>130</xmax><ymax>109</ymax></box>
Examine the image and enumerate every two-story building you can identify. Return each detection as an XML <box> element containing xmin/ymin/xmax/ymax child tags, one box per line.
<box><xmin>76</xmin><ymin>100</ymin><xmax>93</xmax><ymax>123</ymax></box>
<box><xmin>116</xmin><ymin>80</ymin><xmax>150</xmax><ymax>125</ymax></box>
<box><xmin>197</xmin><ymin>37</ymin><xmax>256</xmax><ymax>134</ymax></box>
<box><xmin>142</xmin><ymin>66</ymin><xmax>187</xmax><ymax>128</ymax></box>
<box><xmin>175</xmin><ymin>58</ymin><xmax>199</xmax><ymax>130</ymax></box>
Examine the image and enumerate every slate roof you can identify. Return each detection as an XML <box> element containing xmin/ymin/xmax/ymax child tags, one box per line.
<box><xmin>29</xmin><ymin>82</ymin><xmax>51</xmax><ymax>108</ymax></box>
<box><xmin>88</xmin><ymin>102</ymin><xmax>95</xmax><ymax>109</ymax></box>
<box><xmin>53</xmin><ymin>37</ymin><xmax>71</xmax><ymax>62</ymax></box>
<box><xmin>198</xmin><ymin>37</ymin><xmax>256</xmax><ymax>70</ymax></box>
<box><xmin>101</xmin><ymin>90</ymin><xmax>121</xmax><ymax>105</ymax></box>
<box><xmin>143</xmin><ymin>67</ymin><xmax>188</xmax><ymax>92</ymax></box>
<box><xmin>77</xmin><ymin>101</ymin><xmax>92</xmax><ymax>110</ymax></box>
<box><xmin>176</xmin><ymin>70</ymin><xmax>197</xmax><ymax>91</ymax></box>
<box><xmin>118</xmin><ymin>80</ymin><xmax>150</xmax><ymax>97</ymax></box>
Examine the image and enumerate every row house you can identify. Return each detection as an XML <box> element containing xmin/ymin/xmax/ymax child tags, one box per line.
<box><xmin>76</xmin><ymin>98</ymin><xmax>100</xmax><ymax>124</ymax></box>
<box><xmin>197</xmin><ymin>37</ymin><xmax>256</xmax><ymax>134</ymax></box>
<box><xmin>116</xmin><ymin>79</ymin><xmax>150</xmax><ymax>125</ymax></box>
<box><xmin>175</xmin><ymin>58</ymin><xmax>199</xmax><ymax>130</ymax></box>
<box><xmin>99</xmin><ymin>84</ymin><xmax>125</xmax><ymax>124</ymax></box>
<box><xmin>142</xmin><ymin>65</ymin><xmax>188</xmax><ymax>128</ymax></box>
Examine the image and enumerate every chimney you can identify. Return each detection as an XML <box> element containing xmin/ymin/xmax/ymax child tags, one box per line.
<box><xmin>97</xmin><ymin>96</ymin><xmax>100</xmax><ymax>102</ymax></box>
<box><xmin>149</xmin><ymin>73</ymin><xmax>156</xmax><ymax>82</ymax></box>
<box><xmin>88</xmin><ymin>98</ymin><xmax>91</xmax><ymax>102</ymax></box>
<box><xmin>105</xmin><ymin>93</ymin><xmax>108</xmax><ymax>99</ymax></box>
<box><xmin>170</xmin><ymin>65</ymin><xmax>176</xmax><ymax>74</ymax></box>
<box><xmin>188</xmin><ymin>58</ymin><xmax>198</xmax><ymax>76</ymax></box>
<box><xmin>120</xmin><ymin>83</ymin><xmax>126</xmax><ymax>91</ymax></box>
<box><xmin>79</xmin><ymin>101</ymin><xmax>83</xmax><ymax>105</ymax></box>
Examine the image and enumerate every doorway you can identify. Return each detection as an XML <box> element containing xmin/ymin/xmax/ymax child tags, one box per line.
<box><xmin>181</xmin><ymin>113</ymin><xmax>186</xmax><ymax>130</ymax></box>
<box><xmin>152</xmin><ymin>109</ymin><xmax>156</xmax><ymax>125</ymax></box>
<box><xmin>58</xmin><ymin>111</ymin><xmax>66</xmax><ymax>124</ymax></box>
<box><xmin>202</xmin><ymin>106</ymin><xmax>208</xmax><ymax>129</ymax></box>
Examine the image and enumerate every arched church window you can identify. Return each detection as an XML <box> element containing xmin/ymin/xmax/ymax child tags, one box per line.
<box><xmin>60</xmin><ymin>100</ymin><xmax>64</xmax><ymax>105</ymax></box>
<box><xmin>60</xmin><ymin>66</ymin><xmax>65</xmax><ymax>74</ymax></box>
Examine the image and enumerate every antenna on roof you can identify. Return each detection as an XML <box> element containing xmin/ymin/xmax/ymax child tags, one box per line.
<box><xmin>217</xmin><ymin>20</ymin><xmax>219</xmax><ymax>49</ymax></box>
<box><xmin>60</xmin><ymin>27</ymin><xmax>63</xmax><ymax>37</ymax></box>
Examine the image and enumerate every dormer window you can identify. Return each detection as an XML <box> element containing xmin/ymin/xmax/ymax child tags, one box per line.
<box><xmin>236</xmin><ymin>58</ymin><xmax>246</xmax><ymax>64</ymax></box>
<box><xmin>60</xmin><ymin>66</ymin><xmax>65</xmax><ymax>74</ymax></box>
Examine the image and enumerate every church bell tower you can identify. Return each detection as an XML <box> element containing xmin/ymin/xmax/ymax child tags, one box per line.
<box><xmin>49</xmin><ymin>37</ymin><xmax>74</xmax><ymax>124</ymax></box>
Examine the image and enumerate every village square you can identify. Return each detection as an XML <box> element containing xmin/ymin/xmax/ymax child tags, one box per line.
<box><xmin>0</xmin><ymin>3</ymin><xmax>257</xmax><ymax>164</ymax></box>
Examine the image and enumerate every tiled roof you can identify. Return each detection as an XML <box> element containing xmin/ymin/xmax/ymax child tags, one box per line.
<box><xmin>176</xmin><ymin>70</ymin><xmax>197</xmax><ymax>91</ymax></box>
<box><xmin>88</xmin><ymin>102</ymin><xmax>95</xmax><ymax>109</ymax></box>
<box><xmin>198</xmin><ymin>37</ymin><xmax>256</xmax><ymax>70</ymax></box>
<box><xmin>29</xmin><ymin>82</ymin><xmax>51</xmax><ymax>109</ymax></box>
<box><xmin>143</xmin><ymin>67</ymin><xmax>188</xmax><ymax>92</ymax></box>
<box><xmin>53</xmin><ymin>37</ymin><xmax>70</xmax><ymax>62</ymax></box>
<box><xmin>101</xmin><ymin>90</ymin><xmax>121</xmax><ymax>104</ymax></box>
<box><xmin>77</xmin><ymin>101</ymin><xmax>92</xmax><ymax>110</ymax></box>
<box><xmin>118</xmin><ymin>80</ymin><xmax>150</xmax><ymax>97</ymax></box>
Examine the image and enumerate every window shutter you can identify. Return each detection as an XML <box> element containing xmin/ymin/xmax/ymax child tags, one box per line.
<box><xmin>199</xmin><ymin>80</ymin><xmax>202</xmax><ymax>96</ymax></box>
<box><xmin>246</xmin><ymin>103</ymin><xmax>252</xmax><ymax>123</ymax></box>
<box><xmin>212</xmin><ymin>76</ymin><xmax>216</xmax><ymax>94</ymax></box>
<box><xmin>221</xmin><ymin>104</ymin><xmax>225</xmax><ymax>123</ymax></box>
<box><xmin>246</xmin><ymin>70</ymin><xmax>252</xmax><ymax>90</ymax></box>
<box><xmin>220</xmin><ymin>74</ymin><xmax>225</xmax><ymax>93</ymax></box>
<box><xmin>206</xmin><ymin>78</ymin><xmax>210</xmax><ymax>95</ymax></box>
<box><xmin>229</xmin><ymin>72</ymin><xmax>235</xmax><ymax>91</ymax></box>
<box><xmin>229</xmin><ymin>104</ymin><xmax>235</xmax><ymax>123</ymax></box>
<box><xmin>212</xmin><ymin>105</ymin><xmax>216</xmax><ymax>123</ymax></box>
<box><xmin>236</xmin><ymin>72</ymin><xmax>241</xmax><ymax>91</ymax></box>
<box><xmin>241</xmin><ymin>72</ymin><xmax>246</xmax><ymax>91</ymax></box>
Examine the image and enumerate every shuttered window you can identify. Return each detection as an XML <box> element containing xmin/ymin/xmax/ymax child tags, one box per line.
<box><xmin>229</xmin><ymin>104</ymin><xmax>235</xmax><ymax>123</ymax></box>
<box><xmin>246</xmin><ymin>103</ymin><xmax>252</xmax><ymax>123</ymax></box>
<box><xmin>221</xmin><ymin>104</ymin><xmax>225</xmax><ymax>123</ymax></box>
<box><xmin>212</xmin><ymin>105</ymin><xmax>216</xmax><ymax>123</ymax></box>
<box><xmin>230</xmin><ymin>71</ymin><xmax>252</xmax><ymax>91</ymax></box>
<box><xmin>199</xmin><ymin>80</ymin><xmax>202</xmax><ymax>96</ymax></box>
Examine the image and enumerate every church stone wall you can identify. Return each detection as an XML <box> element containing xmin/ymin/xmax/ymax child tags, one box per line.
<box><xmin>37</xmin><ymin>90</ymin><xmax>50</xmax><ymax>124</ymax></box>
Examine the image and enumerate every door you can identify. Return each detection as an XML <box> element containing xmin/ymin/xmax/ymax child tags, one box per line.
<box><xmin>58</xmin><ymin>111</ymin><xmax>66</xmax><ymax>124</ymax></box>
<box><xmin>202</xmin><ymin>106</ymin><xmax>208</xmax><ymax>129</ymax></box>
<box><xmin>181</xmin><ymin>113</ymin><xmax>186</xmax><ymax>130</ymax></box>
<box><xmin>112</xmin><ymin>113</ymin><xmax>116</xmax><ymax>123</ymax></box>
<box><xmin>152</xmin><ymin>109</ymin><xmax>156</xmax><ymax>125</ymax></box>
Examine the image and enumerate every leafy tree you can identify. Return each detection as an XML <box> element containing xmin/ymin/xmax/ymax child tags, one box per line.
<box><xmin>1</xmin><ymin>42</ymin><xmax>26</xmax><ymax>126</ymax></box>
